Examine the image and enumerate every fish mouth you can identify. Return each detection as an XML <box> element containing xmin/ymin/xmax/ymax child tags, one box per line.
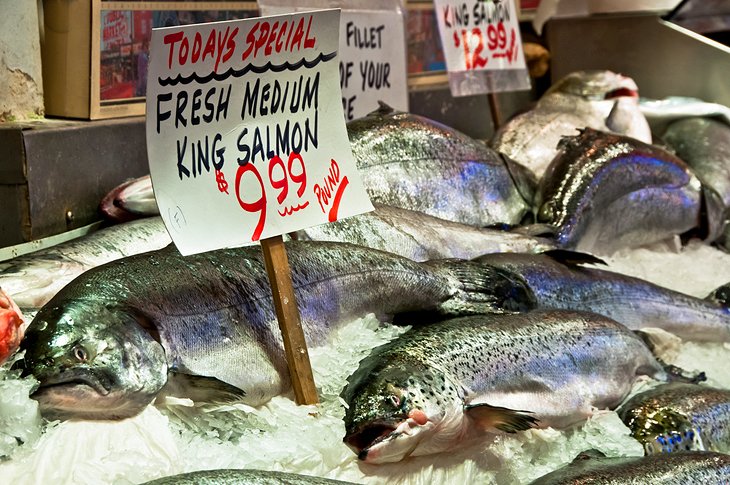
<box><xmin>605</xmin><ymin>87</ymin><xmax>638</xmax><ymax>99</ymax></box>
<box><xmin>345</xmin><ymin>421</ymin><xmax>399</xmax><ymax>458</ymax></box>
<box><xmin>34</xmin><ymin>373</ymin><xmax>111</xmax><ymax>397</ymax></box>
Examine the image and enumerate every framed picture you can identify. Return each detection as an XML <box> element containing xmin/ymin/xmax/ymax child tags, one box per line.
<box><xmin>43</xmin><ymin>1</ymin><xmax>258</xmax><ymax>119</ymax></box>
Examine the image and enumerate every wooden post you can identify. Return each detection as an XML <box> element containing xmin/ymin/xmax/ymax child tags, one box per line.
<box><xmin>488</xmin><ymin>92</ymin><xmax>503</xmax><ymax>130</ymax></box>
<box><xmin>260</xmin><ymin>235</ymin><xmax>319</xmax><ymax>405</ymax></box>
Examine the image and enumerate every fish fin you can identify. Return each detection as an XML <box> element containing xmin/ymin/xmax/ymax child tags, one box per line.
<box><xmin>427</xmin><ymin>260</ymin><xmax>537</xmax><ymax>314</ymax></box>
<box><xmin>660</xmin><ymin>362</ymin><xmax>707</xmax><ymax>384</ymax></box>
<box><xmin>158</xmin><ymin>372</ymin><xmax>246</xmax><ymax>404</ymax></box>
<box><xmin>464</xmin><ymin>403</ymin><xmax>539</xmax><ymax>433</ymax></box>
<box><xmin>572</xmin><ymin>449</ymin><xmax>607</xmax><ymax>461</ymax></box>
<box><xmin>606</xmin><ymin>99</ymin><xmax>630</xmax><ymax>133</ymax></box>
<box><xmin>699</xmin><ymin>185</ymin><xmax>727</xmax><ymax>243</ymax></box>
<box><xmin>371</xmin><ymin>101</ymin><xmax>395</xmax><ymax>116</ymax></box>
<box><xmin>511</xmin><ymin>223</ymin><xmax>556</xmax><ymax>238</ymax></box>
<box><xmin>705</xmin><ymin>282</ymin><xmax>730</xmax><ymax>307</ymax></box>
<box><xmin>542</xmin><ymin>249</ymin><xmax>607</xmax><ymax>266</ymax></box>
<box><xmin>633</xmin><ymin>328</ymin><xmax>682</xmax><ymax>364</ymax></box>
<box><xmin>499</xmin><ymin>153</ymin><xmax>538</xmax><ymax>206</ymax></box>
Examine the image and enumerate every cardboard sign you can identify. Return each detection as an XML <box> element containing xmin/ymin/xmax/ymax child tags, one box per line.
<box><xmin>146</xmin><ymin>10</ymin><xmax>373</xmax><ymax>256</ymax></box>
<box><xmin>434</xmin><ymin>0</ymin><xmax>527</xmax><ymax>73</ymax></box>
<box><xmin>338</xmin><ymin>10</ymin><xmax>408</xmax><ymax>120</ymax></box>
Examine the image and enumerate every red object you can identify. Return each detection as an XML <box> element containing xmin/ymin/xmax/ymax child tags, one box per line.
<box><xmin>0</xmin><ymin>289</ymin><xmax>26</xmax><ymax>364</ymax></box>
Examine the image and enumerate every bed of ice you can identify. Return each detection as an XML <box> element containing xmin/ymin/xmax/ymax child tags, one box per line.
<box><xmin>0</xmin><ymin>238</ymin><xmax>729</xmax><ymax>485</ymax></box>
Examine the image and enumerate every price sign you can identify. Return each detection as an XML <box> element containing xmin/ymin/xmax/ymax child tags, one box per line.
<box><xmin>146</xmin><ymin>10</ymin><xmax>374</xmax><ymax>256</ymax></box>
<box><xmin>434</xmin><ymin>0</ymin><xmax>527</xmax><ymax>74</ymax></box>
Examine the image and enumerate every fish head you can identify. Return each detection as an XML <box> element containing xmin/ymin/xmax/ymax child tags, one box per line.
<box><xmin>342</xmin><ymin>361</ymin><xmax>462</xmax><ymax>463</ymax></box>
<box><xmin>16</xmin><ymin>299</ymin><xmax>168</xmax><ymax>420</ymax></box>
<box><xmin>546</xmin><ymin>70</ymin><xmax>639</xmax><ymax>100</ymax></box>
<box><xmin>622</xmin><ymin>406</ymin><xmax>701</xmax><ymax>454</ymax></box>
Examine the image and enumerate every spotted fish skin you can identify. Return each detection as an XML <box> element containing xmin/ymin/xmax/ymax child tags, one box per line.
<box><xmin>18</xmin><ymin>241</ymin><xmax>534</xmax><ymax>420</ymax></box>
<box><xmin>348</xmin><ymin>105</ymin><xmax>529</xmax><ymax>227</ymax></box>
<box><xmin>0</xmin><ymin>217</ymin><xmax>171</xmax><ymax>310</ymax></box>
<box><xmin>475</xmin><ymin>252</ymin><xmax>730</xmax><ymax>342</ymax></box>
<box><xmin>294</xmin><ymin>204</ymin><xmax>554</xmax><ymax>261</ymax></box>
<box><xmin>618</xmin><ymin>383</ymin><xmax>730</xmax><ymax>455</ymax></box>
<box><xmin>528</xmin><ymin>450</ymin><xmax>730</xmax><ymax>484</ymax></box>
<box><xmin>141</xmin><ymin>469</ymin><xmax>355</xmax><ymax>485</ymax></box>
<box><xmin>341</xmin><ymin>309</ymin><xmax>665</xmax><ymax>464</ymax></box>
<box><xmin>535</xmin><ymin>128</ymin><xmax>701</xmax><ymax>254</ymax></box>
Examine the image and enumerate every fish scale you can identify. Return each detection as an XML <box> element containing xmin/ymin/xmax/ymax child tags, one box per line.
<box><xmin>535</xmin><ymin>128</ymin><xmax>701</xmax><ymax>254</ymax></box>
<box><xmin>348</xmin><ymin>104</ymin><xmax>529</xmax><ymax>227</ymax></box>
<box><xmin>341</xmin><ymin>309</ymin><xmax>664</xmax><ymax>463</ymax></box>
<box><xmin>19</xmin><ymin>240</ymin><xmax>534</xmax><ymax>420</ymax></box>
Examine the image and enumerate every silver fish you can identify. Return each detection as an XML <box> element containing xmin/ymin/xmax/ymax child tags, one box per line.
<box><xmin>528</xmin><ymin>449</ymin><xmax>730</xmax><ymax>484</ymax></box>
<box><xmin>475</xmin><ymin>251</ymin><xmax>730</xmax><ymax>342</ymax></box>
<box><xmin>142</xmin><ymin>469</ymin><xmax>354</xmax><ymax>485</ymax></box>
<box><xmin>535</xmin><ymin>128</ymin><xmax>701</xmax><ymax>254</ymax></box>
<box><xmin>663</xmin><ymin>117</ymin><xmax>730</xmax><ymax>243</ymax></box>
<box><xmin>0</xmin><ymin>217</ymin><xmax>171</xmax><ymax>310</ymax></box>
<box><xmin>618</xmin><ymin>383</ymin><xmax>730</xmax><ymax>455</ymax></box>
<box><xmin>100</xmin><ymin>175</ymin><xmax>158</xmax><ymax>222</ymax></box>
<box><xmin>341</xmin><ymin>309</ymin><xmax>665</xmax><ymax>464</ymax></box>
<box><xmin>492</xmin><ymin>70</ymin><xmax>651</xmax><ymax>180</ymax></box>
<box><xmin>348</xmin><ymin>103</ymin><xmax>529</xmax><ymax>227</ymax></box>
<box><xmin>18</xmin><ymin>241</ymin><xmax>534</xmax><ymax>420</ymax></box>
<box><xmin>640</xmin><ymin>96</ymin><xmax>730</xmax><ymax>133</ymax></box>
<box><xmin>294</xmin><ymin>204</ymin><xmax>554</xmax><ymax>261</ymax></box>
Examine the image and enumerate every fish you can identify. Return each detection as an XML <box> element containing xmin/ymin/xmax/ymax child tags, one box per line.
<box><xmin>0</xmin><ymin>288</ymin><xmax>27</xmax><ymax>364</ymax></box>
<box><xmin>141</xmin><ymin>469</ymin><xmax>355</xmax><ymax>485</ymax></box>
<box><xmin>341</xmin><ymin>309</ymin><xmax>666</xmax><ymax>464</ymax></box>
<box><xmin>293</xmin><ymin>204</ymin><xmax>554</xmax><ymax>261</ymax></box>
<box><xmin>474</xmin><ymin>251</ymin><xmax>730</xmax><ymax>342</ymax></box>
<box><xmin>528</xmin><ymin>449</ymin><xmax>730</xmax><ymax>484</ymax></box>
<box><xmin>618</xmin><ymin>383</ymin><xmax>730</xmax><ymax>455</ymax></box>
<box><xmin>535</xmin><ymin>128</ymin><xmax>701</xmax><ymax>254</ymax></box>
<box><xmin>347</xmin><ymin>103</ymin><xmax>529</xmax><ymax>227</ymax></box>
<box><xmin>491</xmin><ymin>70</ymin><xmax>652</xmax><ymax>180</ymax></box>
<box><xmin>639</xmin><ymin>96</ymin><xmax>730</xmax><ymax>133</ymax></box>
<box><xmin>100</xmin><ymin>175</ymin><xmax>158</xmax><ymax>222</ymax></box>
<box><xmin>663</xmin><ymin>117</ymin><xmax>730</xmax><ymax>243</ymax></box>
<box><xmin>0</xmin><ymin>217</ymin><xmax>172</xmax><ymax>310</ymax></box>
<box><xmin>17</xmin><ymin>241</ymin><xmax>535</xmax><ymax>420</ymax></box>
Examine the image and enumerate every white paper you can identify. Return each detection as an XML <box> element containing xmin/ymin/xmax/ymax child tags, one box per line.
<box><xmin>146</xmin><ymin>10</ymin><xmax>374</xmax><ymax>256</ymax></box>
<box><xmin>434</xmin><ymin>0</ymin><xmax>527</xmax><ymax>74</ymax></box>
<box><xmin>260</xmin><ymin>2</ymin><xmax>409</xmax><ymax>121</ymax></box>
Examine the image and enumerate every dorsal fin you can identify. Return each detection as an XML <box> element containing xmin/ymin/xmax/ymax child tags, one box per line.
<box><xmin>543</xmin><ymin>249</ymin><xmax>607</xmax><ymax>266</ymax></box>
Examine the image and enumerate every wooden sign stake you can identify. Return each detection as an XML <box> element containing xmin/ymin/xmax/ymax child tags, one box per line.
<box><xmin>488</xmin><ymin>92</ymin><xmax>503</xmax><ymax>130</ymax></box>
<box><xmin>260</xmin><ymin>235</ymin><xmax>319</xmax><ymax>405</ymax></box>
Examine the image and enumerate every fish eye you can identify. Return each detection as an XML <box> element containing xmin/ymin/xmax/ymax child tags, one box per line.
<box><xmin>72</xmin><ymin>345</ymin><xmax>89</xmax><ymax>363</ymax></box>
<box><xmin>537</xmin><ymin>201</ymin><xmax>555</xmax><ymax>222</ymax></box>
<box><xmin>388</xmin><ymin>395</ymin><xmax>401</xmax><ymax>408</ymax></box>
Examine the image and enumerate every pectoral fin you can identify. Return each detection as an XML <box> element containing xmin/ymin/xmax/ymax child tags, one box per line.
<box><xmin>464</xmin><ymin>403</ymin><xmax>539</xmax><ymax>433</ymax></box>
<box><xmin>158</xmin><ymin>372</ymin><xmax>246</xmax><ymax>404</ymax></box>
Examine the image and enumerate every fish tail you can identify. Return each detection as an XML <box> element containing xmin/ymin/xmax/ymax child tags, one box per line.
<box><xmin>426</xmin><ymin>260</ymin><xmax>537</xmax><ymax>315</ymax></box>
<box><xmin>662</xmin><ymin>362</ymin><xmax>706</xmax><ymax>384</ymax></box>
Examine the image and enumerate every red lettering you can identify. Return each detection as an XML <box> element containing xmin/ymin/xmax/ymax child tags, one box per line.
<box><xmin>276</xmin><ymin>20</ymin><xmax>287</xmax><ymax>52</ymax></box>
<box><xmin>242</xmin><ymin>22</ymin><xmax>258</xmax><ymax>61</ymax></box>
<box><xmin>235</xmin><ymin>162</ymin><xmax>267</xmax><ymax>241</ymax></box>
<box><xmin>202</xmin><ymin>29</ymin><xmax>216</xmax><ymax>62</ymax></box>
<box><xmin>471</xmin><ymin>29</ymin><xmax>487</xmax><ymax>69</ymax></box>
<box><xmin>265</xmin><ymin>21</ymin><xmax>279</xmax><ymax>56</ymax></box>
<box><xmin>254</xmin><ymin>22</ymin><xmax>270</xmax><ymax>58</ymax></box>
<box><xmin>178</xmin><ymin>35</ymin><xmax>190</xmax><ymax>65</ymax></box>
<box><xmin>303</xmin><ymin>16</ymin><xmax>315</xmax><ymax>49</ymax></box>
<box><xmin>191</xmin><ymin>31</ymin><xmax>202</xmax><ymax>63</ymax></box>
<box><xmin>163</xmin><ymin>31</ymin><xmax>184</xmax><ymax>69</ymax></box>
<box><xmin>222</xmin><ymin>27</ymin><xmax>238</xmax><ymax>66</ymax></box>
<box><xmin>269</xmin><ymin>155</ymin><xmax>288</xmax><ymax>204</ymax></box>
<box><xmin>290</xmin><ymin>18</ymin><xmax>304</xmax><ymax>51</ymax></box>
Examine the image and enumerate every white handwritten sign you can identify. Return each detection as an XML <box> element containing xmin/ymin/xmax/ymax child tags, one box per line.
<box><xmin>434</xmin><ymin>0</ymin><xmax>527</xmax><ymax>73</ymax></box>
<box><xmin>338</xmin><ymin>11</ymin><xmax>408</xmax><ymax>120</ymax></box>
<box><xmin>146</xmin><ymin>10</ymin><xmax>373</xmax><ymax>256</ymax></box>
<box><xmin>260</xmin><ymin>3</ymin><xmax>408</xmax><ymax>121</ymax></box>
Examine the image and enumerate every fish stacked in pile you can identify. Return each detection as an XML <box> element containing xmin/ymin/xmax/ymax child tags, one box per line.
<box><xmin>1</xmin><ymin>70</ymin><xmax>730</xmax><ymax>483</ymax></box>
